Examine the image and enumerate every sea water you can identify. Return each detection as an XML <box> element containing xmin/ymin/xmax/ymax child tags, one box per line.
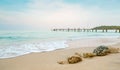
<box><xmin>0</xmin><ymin>30</ymin><xmax>120</xmax><ymax>58</ymax></box>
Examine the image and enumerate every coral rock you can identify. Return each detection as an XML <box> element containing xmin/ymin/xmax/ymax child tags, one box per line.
<box><xmin>93</xmin><ymin>45</ymin><xmax>110</xmax><ymax>56</ymax></box>
<box><xmin>68</xmin><ymin>56</ymin><xmax>82</xmax><ymax>64</ymax></box>
<box><xmin>83</xmin><ymin>53</ymin><xmax>95</xmax><ymax>58</ymax></box>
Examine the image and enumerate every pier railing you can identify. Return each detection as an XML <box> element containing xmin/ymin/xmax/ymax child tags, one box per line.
<box><xmin>52</xmin><ymin>28</ymin><xmax>120</xmax><ymax>33</ymax></box>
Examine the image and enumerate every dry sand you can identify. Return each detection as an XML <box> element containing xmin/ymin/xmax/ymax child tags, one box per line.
<box><xmin>0</xmin><ymin>38</ymin><xmax>120</xmax><ymax>70</ymax></box>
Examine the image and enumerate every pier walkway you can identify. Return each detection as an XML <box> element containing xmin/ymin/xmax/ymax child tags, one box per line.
<box><xmin>52</xmin><ymin>28</ymin><xmax>120</xmax><ymax>33</ymax></box>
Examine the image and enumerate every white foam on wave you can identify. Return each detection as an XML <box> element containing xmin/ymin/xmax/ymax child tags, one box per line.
<box><xmin>0</xmin><ymin>40</ymin><xmax>68</xmax><ymax>59</ymax></box>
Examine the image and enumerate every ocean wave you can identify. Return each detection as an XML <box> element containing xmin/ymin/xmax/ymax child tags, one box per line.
<box><xmin>0</xmin><ymin>40</ymin><xmax>68</xmax><ymax>59</ymax></box>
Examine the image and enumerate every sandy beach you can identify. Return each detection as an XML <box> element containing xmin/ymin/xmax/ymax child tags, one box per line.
<box><xmin>0</xmin><ymin>0</ymin><xmax>120</xmax><ymax>69</ymax></box>
<box><xmin>0</xmin><ymin>38</ymin><xmax>120</xmax><ymax>70</ymax></box>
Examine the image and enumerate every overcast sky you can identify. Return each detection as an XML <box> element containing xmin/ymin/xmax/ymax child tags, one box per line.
<box><xmin>0</xmin><ymin>0</ymin><xmax>120</xmax><ymax>30</ymax></box>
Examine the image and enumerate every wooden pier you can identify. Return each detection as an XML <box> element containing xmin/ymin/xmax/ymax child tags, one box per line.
<box><xmin>52</xmin><ymin>28</ymin><xmax>120</xmax><ymax>33</ymax></box>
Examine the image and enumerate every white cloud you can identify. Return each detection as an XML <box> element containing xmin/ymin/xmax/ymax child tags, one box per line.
<box><xmin>0</xmin><ymin>0</ymin><xmax>120</xmax><ymax>30</ymax></box>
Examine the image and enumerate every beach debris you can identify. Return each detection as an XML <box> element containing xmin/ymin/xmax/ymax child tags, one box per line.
<box><xmin>68</xmin><ymin>56</ymin><xmax>82</xmax><ymax>64</ymax></box>
<box><xmin>83</xmin><ymin>53</ymin><xmax>95</xmax><ymax>58</ymax></box>
<box><xmin>108</xmin><ymin>47</ymin><xmax>120</xmax><ymax>53</ymax></box>
<box><xmin>93</xmin><ymin>45</ymin><xmax>110</xmax><ymax>56</ymax></box>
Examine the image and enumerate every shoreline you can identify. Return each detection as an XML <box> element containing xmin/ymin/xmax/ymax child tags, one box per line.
<box><xmin>0</xmin><ymin>37</ymin><xmax>120</xmax><ymax>59</ymax></box>
<box><xmin>0</xmin><ymin>38</ymin><xmax>120</xmax><ymax>70</ymax></box>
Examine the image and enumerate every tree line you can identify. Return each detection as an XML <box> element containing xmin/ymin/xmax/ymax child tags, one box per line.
<box><xmin>92</xmin><ymin>26</ymin><xmax>120</xmax><ymax>30</ymax></box>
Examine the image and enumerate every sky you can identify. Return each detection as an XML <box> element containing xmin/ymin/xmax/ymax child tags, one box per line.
<box><xmin>0</xmin><ymin>0</ymin><xmax>120</xmax><ymax>30</ymax></box>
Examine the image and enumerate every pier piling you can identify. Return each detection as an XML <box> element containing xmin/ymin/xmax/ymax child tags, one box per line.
<box><xmin>52</xmin><ymin>28</ymin><xmax>120</xmax><ymax>33</ymax></box>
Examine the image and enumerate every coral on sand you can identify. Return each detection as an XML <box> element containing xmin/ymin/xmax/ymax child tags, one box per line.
<box><xmin>68</xmin><ymin>56</ymin><xmax>82</xmax><ymax>64</ymax></box>
<box><xmin>57</xmin><ymin>46</ymin><xmax>120</xmax><ymax>65</ymax></box>
<box><xmin>83</xmin><ymin>53</ymin><xmax>95</xmax><ymax>58</ymax></box>
<box><xmin>93</xmin><ymin>45</ymin><xmax>110</xmax><ymax>56</ymax></box>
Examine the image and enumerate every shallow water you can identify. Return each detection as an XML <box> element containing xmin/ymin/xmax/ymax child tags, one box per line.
<box><xmin>0</xmin><ymin>30</ymin><xmax>120</xmax><ymax>58</ymax></box>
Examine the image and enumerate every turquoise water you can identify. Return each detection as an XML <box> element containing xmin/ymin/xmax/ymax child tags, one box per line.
<box><xmin>0</xmin><ymin>30</ymin><xmax>120</xmax><ymax>58</ymax></box>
